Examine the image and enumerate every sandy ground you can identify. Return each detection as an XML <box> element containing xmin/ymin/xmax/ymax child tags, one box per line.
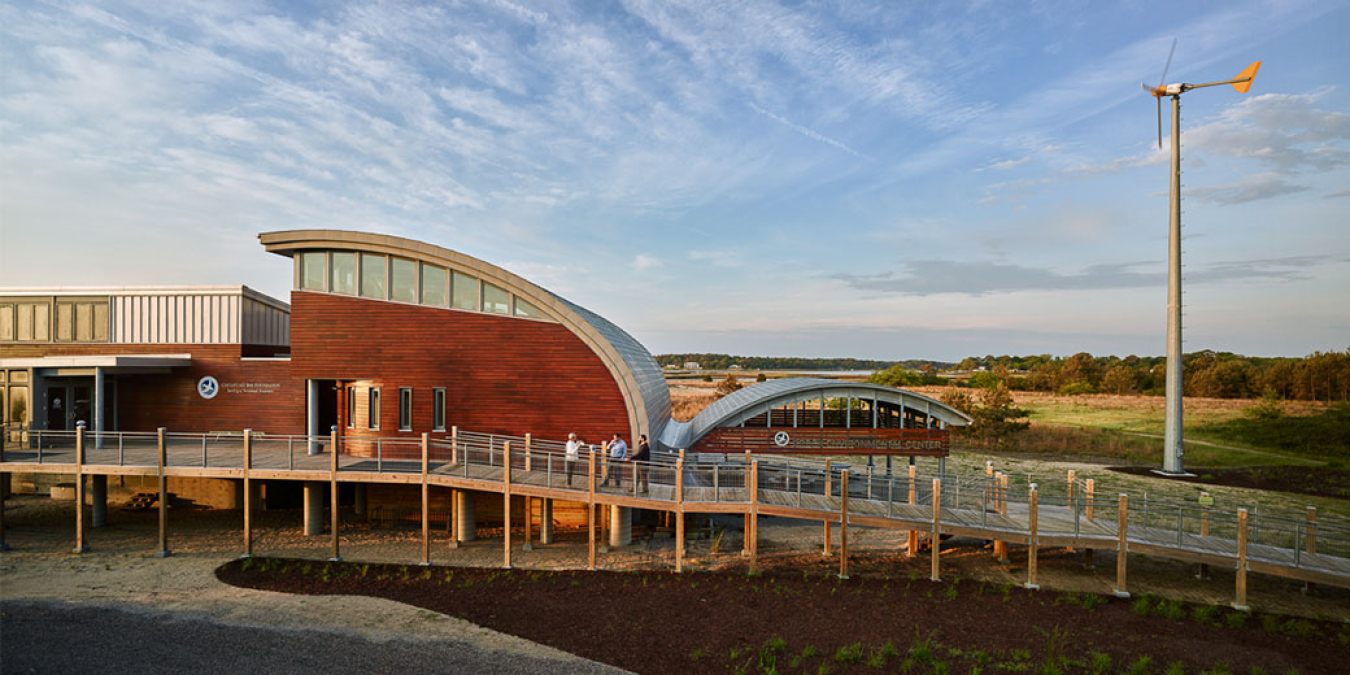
<box><xmin>0</xmin><ymin>498</ymin><xmax>632</xmax><ymax>673</ymax></box>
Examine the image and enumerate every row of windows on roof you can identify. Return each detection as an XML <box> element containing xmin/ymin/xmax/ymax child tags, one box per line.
<box><xmin>298</xmin><ymin>251</ymin><xmax>545</xmax><ymax>320</ymax></box>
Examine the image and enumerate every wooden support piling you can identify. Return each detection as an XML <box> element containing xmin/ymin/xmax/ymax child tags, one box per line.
<box><xmin>839</xmin><ymin>469</ymin><xmax>850</xmax><ymax>579</ymax></box>
<box><xmin>420</xmin><ymin>433</ymin><xmax>430</xmax><ymax>566</ymax></box>
<box><xmin>1234</xmin><ymin>508</ymin><xmax>1250</xmax><ymax>611</ymax></box>
<box><xmin>523</xmin><ymin>496</ymin><xmax>534</xmax><ymax>551</ymax></box>
<box><xmin>242</xmin><ymin>429</ymin><xmax>252</xmax><ymax>558</ymax></box>
<box><xmin>329</xmin><ymin>427</ymin><xmax>340</xmax><ymax>562</ymax></box>
<box><xmin>823</xmin><ymin>459</ymin><xmax>833</xmax><ymax>556</ymax></box>
<box><xmin>907</xmin><ymin>464</ymin><xmax>918</xmax><ymax>558</ymax></box>
<box><xmin>1084</xmin><ymin>478</ymin><xmax>1095</xmax><ymax>569</ymax></box>
<box><xmin>503</xmin><ymin>441</ymin><xmax>512</xmax><ymax>569</ymax></box>
<box><xmin>1114</xmin><ymin>493</ymin><xmax>1129</xmax><ymax>598</ymax></box>
<box><xmin>588</xmin><ymin>450</ymin><xmax>596</xmax><ymax>571</ymax></box>
<box><xmin>448</xmin><ymin>488</ymin><xmax>459</xmax><ymax>550</ymax></box>
<box><xmin>1064</xmin><ymin>471</ymin><xmax>1075</xmax><ymax>553</ymax></box>
<box><xmin>155</xmin><ymin>427</ymin><xmax>170</xmax><ymax>558</ymax></box>
<box><xmin>73</xmin><ymin>425</ymin><xmax>87</xmax><ymax>553</ymax></box>
<box><xmin>930</xmin><ymin>477</ymin><xmax>941</xmax><ymax>582</ymax></box>
<box><xmin>675</xmin><ymin>458</ymin><xmax>685</xmax><ymax>573</ymax></box>
<box><xmin>1026</xmin><ymin>484</ymin><xmax>1039</xmax><ymax>589</ymax></box>
<box><xmin>750</xmin><ymin>460</ymin><xmax>759</xmax><ymax>572</ymax></box>
<box><xmin>992</xmin><ymin>472</ymin><xmax>1008</xmax><ymax>562</ymax></box>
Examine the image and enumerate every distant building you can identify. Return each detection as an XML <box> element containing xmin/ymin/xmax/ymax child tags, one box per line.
<box><xmin>728</xmin><ymin>364</ymin><xmax>743</xmax><ymax>370</ymax></box>
<box><xmin>682</xmin><ymin>361</ymin><xmax>700</xmax><ymax>370</ymax></box>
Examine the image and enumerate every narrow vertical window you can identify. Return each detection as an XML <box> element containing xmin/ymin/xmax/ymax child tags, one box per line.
<box><xmin>432</xmin><ymin>387</ymin><xmax>446</xmax><ymax>431</ymax></box>
<box><xmin>346</xmin><ymin>386</ymin><xmax>356</xmax><ymax>428</ymax></box>
<box><xmin>331</xmin><ymin>252</ymin><xmax>356</xmax><ymax>294</ymax></box>
<box><xmin>391</xmin><ymin>258</ymin><xmax>418</xmax><ymax>303</ymax></box>
<box><xmin>399</xmin><ymin>387</ymin><xmax>412</xmax><ymax>431</ymax></box>
<box><xmin>368</xmin><ymin>388</ymin><xmax>380</xmax><ymax>430</ymax></box>
<box><xmin>300</xmin><ymin>252</ymin><xmax>327</xmax><ymax>291</ymax></box>
<box><xmin>360</xmin><ymin>253</ymin><xmax>387</xmax><ymax>299</ymax></box>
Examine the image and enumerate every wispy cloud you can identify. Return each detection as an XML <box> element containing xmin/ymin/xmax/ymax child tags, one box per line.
<box><xmin>832</xmin><ymin>256</ymin><xmax>1339</xmax><ymax>296</ymax></box>
<box><xmin>1186</xmin><ymin>173</ymin><xmax>1312</xmax><ymax>205</ymax></box>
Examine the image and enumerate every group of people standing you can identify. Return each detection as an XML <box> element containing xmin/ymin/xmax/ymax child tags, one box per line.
<box><xmin>564</xmin><ymin>432</ymin><xmax>649</xmax><ymax>492</ymax></box>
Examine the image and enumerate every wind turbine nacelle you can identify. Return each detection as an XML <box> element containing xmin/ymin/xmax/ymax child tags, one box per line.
<box><xmin>1145</xmin><ymin>83</ymin><xmax>1184</xmax><ymax>97</ymax></box>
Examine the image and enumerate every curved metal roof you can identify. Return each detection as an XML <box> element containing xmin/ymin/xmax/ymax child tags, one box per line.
<box><xmin>259</xmin><ymin>230</ymin><xmax>670</xmax><ymax>441</ymax></box>
<box><xmin>664</xmin><ymin>377</ymin><xmax>971</xmax><ymax>450</ymax></box>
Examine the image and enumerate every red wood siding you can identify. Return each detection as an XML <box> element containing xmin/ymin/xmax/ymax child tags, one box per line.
<box><xmin>1</xmin><ymin>343</ymin><xmax>304</xmax><ymax>434</ymax></box>
<box><xmin>289</xmin><ymin>292</ymin><xmax>630</xmax><ymax>445</ymax></box>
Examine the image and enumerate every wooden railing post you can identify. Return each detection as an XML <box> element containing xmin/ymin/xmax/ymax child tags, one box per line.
<box><xmin>839</xmin><ymin>469</ymin><xmax>850</xmax><ymax>579</ymax></box>
<box><xmin>675</xmin><ymin>458</ymin><xmax>685</xmax><ymax>573</ymax></box>
<box><xmin>1234</xmin><ymin>508</ymin><xmax>1250</xmax><ymax>611</ymax></box>
<box><xmin>992</xmin><ymin>472</ymin><xmax>1008</xmax><ymax>562</ymax></box>
<box><xmin>155</xmin><ymin>427</ymin><xmax>170</xmax><ymax>558</ymax></box>
<box><xmin>750</xmin><ymin>460</ymin><xmax>759</xmax><ymax>572</ymax></box>
<box><xmin>1025</xmin><ymin>484</ymin><xmax>1039</xmax><ymax>590</ymax></box>
<box><xmin>907</xmin><ymin>464</ymin><xmax>918</xmax><ymax>558</ymax></box>
<box><xmin>930</xmin><ymin>477</ymin><xmax>941</xmax><ymax>582</ymax></box>
<box><xmin>984</xmin><ymin>461</ymin><xmax>993</xmax><ymax>511</ymax></box>
<box><xmin>73</xmin><ymin>424</ymin><xmax>88</xmax><ymax>553</ymax></box>
<box><xmin>242</xmin><ymin>428</ymin><xmax>253</xmax><ymax>558</ymax></box>
<box><xmin>1304</xmin><ymin>506</ymin><xmax>1317</xmax><ymax>594</ymax></box>
<box><xmin>420</xmin><ymin>432</ymin><xmax>430</xmax><ymax>566</ymax></box>
<box><xmin>524</xmin><ymin>433</ymin><xmax>532</xmax><ymax>472</ymax></box>
<box><xmin>588</xmin><ymin>449</ymin><xmax>597</xmax><ymax>571</ymax></box>
<box><xmin>329</xmin><ymin>426</ymin><xmax>340</xmax><ymax>562</ymax></box>
<box><xmin>503</xmin><ymin>441</ymin><xmax>512</xmax><ymax>569</ymax></box>
<box><xmin>1114</xmin><ymin>493</ymin><xmax>1129</xmax><ymax>598</ymax></box>
<box><xmin>1065</xmin><ymin>470</ymin><xmax>1076</xmax><ymax>554</ymax></box>
<box><xmin>451</xmin><ymin>426</ymin><xmax>459</xmax><ymax>464</ymax></box>
<box><xmin>823</xmin><ymin>459</ymin><xmax>833</xmax><ymax>556</ymax></box>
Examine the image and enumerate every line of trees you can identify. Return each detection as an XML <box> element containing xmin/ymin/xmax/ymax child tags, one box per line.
<box><xmin>946</xmin><ymin>349</ymin><xmax>1350</xmax><ymax>401</ymax></box>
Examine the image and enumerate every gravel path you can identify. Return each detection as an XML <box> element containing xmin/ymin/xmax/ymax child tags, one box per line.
<box><xmin>1</xmin><ymin>599</ymin><xmax>628</xmax><ymax>674</ymax></box>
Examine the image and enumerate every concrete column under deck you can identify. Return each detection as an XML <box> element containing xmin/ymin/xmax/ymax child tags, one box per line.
<box><xmin>91</xmin><ymin>475</ymin><xmax>107</xmax><ymax>528</ymax></box>
<box><xmin>539</xmin><ymin>499</ymin><xmax>554</xmax><ymax>545</ymax></box>
<box><xmin>304</xmin><ymin>482</ymin><xmax>324</xmax><ymax>536</ymax></box>
<box><xmin>608</xmin><ymin>505</ymin><xmax>632</xmax><ymax>548</ymax></box>
<box><xmin>354</xmin><ymin>484</ymin><xmax>367</xmax><ymax>517</ymax></box>
<box><xmin>456</xmin><ymin>491</ymin><xmax>476</xmax><ymax>542</ymax></box>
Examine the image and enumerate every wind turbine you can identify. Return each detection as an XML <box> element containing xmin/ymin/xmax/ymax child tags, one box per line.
<box><xmin>1142</xmin><ymin>43</ymin><xmax>1261</xmax><ymax>476</ymax></box>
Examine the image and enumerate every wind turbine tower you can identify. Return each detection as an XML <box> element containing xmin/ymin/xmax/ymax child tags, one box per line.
<box><xmin>1143</xmin><ymin>45</ymin><xmax>1261</xmax><ymax>475</ymax></box>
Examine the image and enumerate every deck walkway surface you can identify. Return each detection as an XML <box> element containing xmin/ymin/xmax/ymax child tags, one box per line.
<box><xmin>3</xmin><ymin>431</ymin><xmax>1348</xmax><ymax>591</ymax></box>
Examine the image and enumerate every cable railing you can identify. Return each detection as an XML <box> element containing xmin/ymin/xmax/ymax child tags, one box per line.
<box><xmin>3</xmin><ymin>422</ymin><xmax>1349</xmax><ymax>574</ymax></box>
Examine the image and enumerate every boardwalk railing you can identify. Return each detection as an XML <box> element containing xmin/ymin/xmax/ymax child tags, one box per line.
<box><xmin>2</xmin><ymin>423</ymin><xmax>1348</xmax><ymax>593</ymax></box>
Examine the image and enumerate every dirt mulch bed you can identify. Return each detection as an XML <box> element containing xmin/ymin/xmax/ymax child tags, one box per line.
<box><xmin>1110</xmin><ymin>465</ymin><xmax>1350</xmax><ymax>501</ymax></box>
<box><xmin>217</xmin><ymin>556</ymin><xmax>1350</xmax><ymax>675</ymax></box>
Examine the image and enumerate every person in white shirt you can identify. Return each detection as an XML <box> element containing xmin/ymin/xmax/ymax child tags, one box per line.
<box><xmin>565</xmin><ymin>433</ymin><xmax>583</xmax><ymax>486</ymax></box>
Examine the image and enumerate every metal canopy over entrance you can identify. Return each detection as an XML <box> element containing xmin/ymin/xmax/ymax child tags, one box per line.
<box><xmin>662</xmin><ymin>377</ymin><xmax>971</xmax><ymax>457</ymax></box>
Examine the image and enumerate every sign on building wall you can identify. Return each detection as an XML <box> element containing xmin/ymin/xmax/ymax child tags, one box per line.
<box><xmin>693</xmin><ymin>427</ymin><xmax>949</xmax><ymax>457</ymax></box>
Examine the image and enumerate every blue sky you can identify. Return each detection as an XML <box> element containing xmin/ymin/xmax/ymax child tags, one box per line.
<box><xmin>2</xmin><ymin>0</ymin><xmax>1347</xmax><ymax>361</ymax></box>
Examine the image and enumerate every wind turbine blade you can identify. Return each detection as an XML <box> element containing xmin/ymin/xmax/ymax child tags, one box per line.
<box><xmin>1159</xmin><ymin>38</ymin><xmax>1177</xmax><ymax>86</ymax></box>
<box><xmin>1231</xmin><ymin>61</ymin><xmax>1262</xmax><ymax>93</ymax></box>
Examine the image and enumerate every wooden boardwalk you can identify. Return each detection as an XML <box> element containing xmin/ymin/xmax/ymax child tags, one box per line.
<box><xmin>3</xmin><ymin>430</ymin><xmax>1348</xmax><ymax>600</ymax></box>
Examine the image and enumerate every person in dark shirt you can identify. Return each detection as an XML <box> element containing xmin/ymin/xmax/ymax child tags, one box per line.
<box><xmin>631</xmin><ymin>434</ymin><xmax>650</xmax><ymax>492</ymax></box>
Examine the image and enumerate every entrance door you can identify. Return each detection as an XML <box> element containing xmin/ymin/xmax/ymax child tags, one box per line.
<box><xmin>71</xmin><ymin>385</ymin><xmax>92</xmax><ymax>429</ymax></box>
<box><xmin>44</xmin><ymin>383</ymin><xmax>94</xmax><ymax>430</ymax></box>
<box><xmin>47</xmin><ymin>386</ymin><xmax>68</xmax><ymax>430</ymax></box>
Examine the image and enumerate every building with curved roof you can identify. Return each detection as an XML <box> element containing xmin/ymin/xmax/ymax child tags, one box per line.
<box><xmin>664</xmin><ymin>377</ymin><xmax>971</xmax><ymax>458</ymax></box>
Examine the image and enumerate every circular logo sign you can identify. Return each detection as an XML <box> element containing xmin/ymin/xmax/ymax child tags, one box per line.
<box><xmin>197</xmin><ymin>376</ymin><xmax>220</xmax><ymax>400</ymax></box>
<box><xmin>773</xmin><ymin>431</ymin><xmax>791</xmax><ymax>447</ymax></box>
